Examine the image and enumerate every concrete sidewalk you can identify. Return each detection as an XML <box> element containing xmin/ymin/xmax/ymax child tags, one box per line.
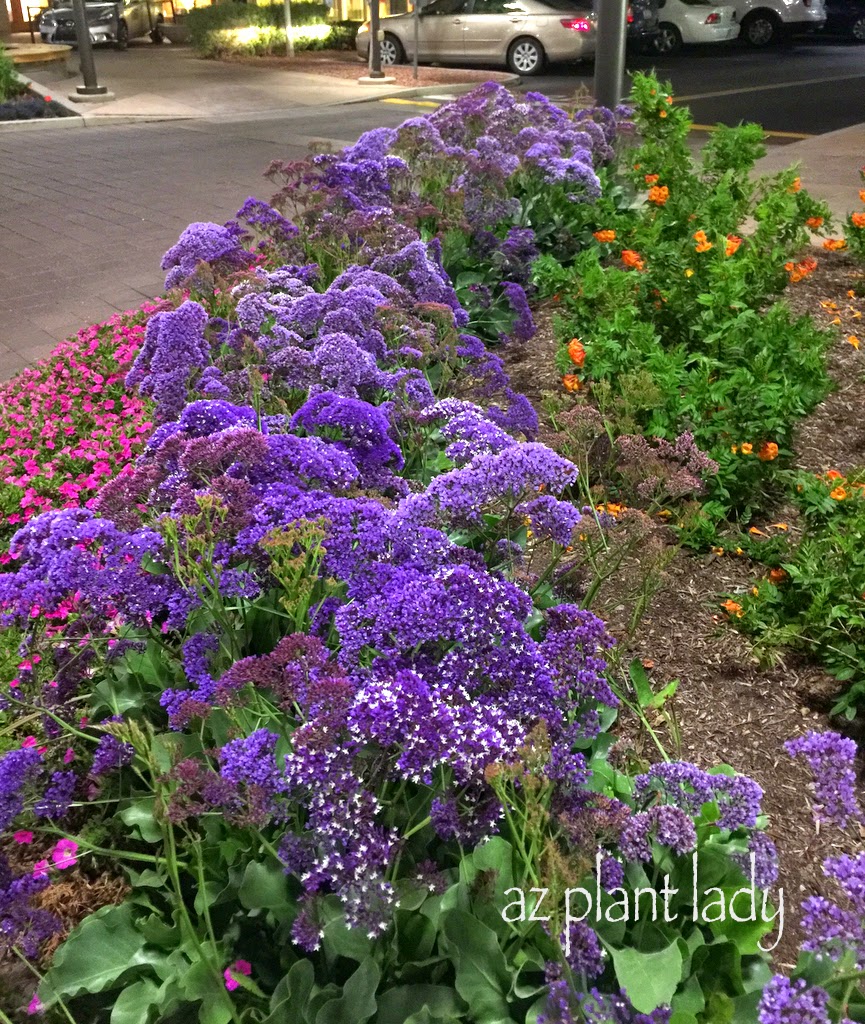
<box><xmin>755</xmin><ymin>122</ymin><xmax>864</xmax><ymax>227</ymax></box>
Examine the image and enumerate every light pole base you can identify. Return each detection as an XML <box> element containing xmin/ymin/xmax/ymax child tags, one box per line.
<box><xmin>357</xmin><ymin>75</ymin><xmax>396</xmax><ymax>84</ymax></box>
<box><xmin>69</xmin><ymin>87</ymin><xmax>115</xmax><ymax>102</ymax></box>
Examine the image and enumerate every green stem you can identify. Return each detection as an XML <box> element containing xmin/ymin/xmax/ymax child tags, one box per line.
<box><xmin>11</xmin><ymin>946</ymin><xmax>77</xmax><ymax>1024</ymax></box>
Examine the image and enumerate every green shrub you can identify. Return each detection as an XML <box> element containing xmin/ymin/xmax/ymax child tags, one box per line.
<box><xmin>186</xmin><ymin>2</ymin><xmax>359</xmax><ymax>56</ymax></box>
<box><xmin>0</xmin><ymin>43</ymin><xmax>23</xmax><ymax>103</ymax></box>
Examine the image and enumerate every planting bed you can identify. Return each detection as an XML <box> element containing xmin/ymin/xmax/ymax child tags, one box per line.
<box><xmin>0</xmin><ymin>76</ymin><xmax>863</xmax><ymax>1024</ymax></box>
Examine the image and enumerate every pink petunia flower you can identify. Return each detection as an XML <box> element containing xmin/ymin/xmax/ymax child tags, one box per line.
<box><xmin>14</xmin><ymin>831</ymin><xmax>33</xmax><ymax>845</ymax></box>
<box><xmin>223</xmin><ymin>959</ymin><xmax>252</xmax><ymax>992</ymax></box>
<box><xmin>32</xmin><ymin>860</ymin><xmax>49</xmax><ymax>879</ymax></box>
<box><xmin>51</xmin><ymin>839</ymin><xmax>78</xmax><ymax>870</ymax></box>
<box><xmin>27</xmin><ymin>992</ymin><xmax>43</xmax><ymax>1015</ymax></box>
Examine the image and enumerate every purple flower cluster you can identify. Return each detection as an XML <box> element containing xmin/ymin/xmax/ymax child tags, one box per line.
<box><xmin>757</xmin><ymin>977</ymin><xmax>831</xmax><ymax>1024</ymax></box>
<box><xmin>785</xmin><ymin>731</ymin><xmax>863</xmax><ymax>829</ymax></box>
<box><xmin>161</xmin><ymin>221</ymin><xmax>249</xmax><ymax>291</ymax></box>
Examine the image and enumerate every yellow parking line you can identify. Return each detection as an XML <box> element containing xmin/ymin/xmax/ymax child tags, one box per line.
<box><xmin>380</xmin><ymin>98</ymin><xmax>442</xmax><ymax>107</ymax></box>
<box><xmin>689</xmin><ymin>122</ymin><xmax>814</xmax><ymax>140</ymax></box>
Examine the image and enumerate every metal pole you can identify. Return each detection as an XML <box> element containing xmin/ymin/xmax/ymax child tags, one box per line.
<box><xmin>593</xmin><ymin>0</ymin><xmax>626</xmax><ymax>109</ymax></box>
<box><xmin>412</xmin><ymin>0</ymin><xmax>418</xmax><ymax>80</ymax></box>
<box><xmin>284</xmin><ymin>0</ymin><xmax>294</xmax><ymax>57</ymax></box>
<box><xmin>71</xmin><ymin>0</ymin><xmax>109</xmax><ymax>96</ymax></box>
<box><xmin>368</xmin><ymin>0</ymin><xmax>383</xmax><ymax>78</ymax></box>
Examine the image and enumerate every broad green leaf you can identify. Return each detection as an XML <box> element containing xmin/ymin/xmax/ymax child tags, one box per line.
<box><xmin>263</xmin><ymin>959</ymin><xmax>314</xmax><ymax>1024</ymax></box>
<box><xmin>376</xmin><ymin>985</ymin><xmax>466</xmax><ymax>1024</ymax></box>
<box><xmin>609</xmin><ymin>940</ymin><xmax>683</xmax><ymax>1013</ymax></box>
<box><xmin>120</xmin><ymin>799</ymin><xmax>163</xmax><ymax>843</ymax></box>
<box><xmin>315</xmin><ymin>957</ymin><xmax>379</xmax><ymax>1024</ymax></box>
<box><xmin>441</xmin><ymin>910</ymin><xmax>513</xmax><ymax>1021</ymax></box>
<box><xmin>41</xmin><ymin>903</ymin><xmax>165</xmax><ymax>1002</ymax></box>
<box><xmin>239</xmin><ymin>859</ymin><xmax>291</xmax><ymax>911</ymax></box>
<box><xmin>110</xmin><ymin>978</ymin><xmax>159</xmax><ymax>1024</ymax></box>
<box><xmin>472</xmin><ymin>837</ymin><xmax>514</xmax><ymax>893</ymax></box>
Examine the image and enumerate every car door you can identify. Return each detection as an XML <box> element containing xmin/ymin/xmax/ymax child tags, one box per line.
<box><xmin>416</xmin><ymin>0</ymin><xmax>468</xmax><ymax>61</ymax></box>
<box><xmin>463</xmin><ymin>0</ymin><xmax>531</xmax><ymax>59</ymax></box>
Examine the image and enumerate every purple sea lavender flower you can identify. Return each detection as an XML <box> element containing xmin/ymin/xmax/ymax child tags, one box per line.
<box><xmin>732</xmin><ymin>832</ymin><xmax>779</xmax><ymax>890</ymax></box>
<box><xmin>0</xmin><ymin>748</ymin><xmax>43</xmax><ymax>831</ymax></box>
<box><xmin>561</xmin><ymin>921</ymin><xmax>605</xmax><ymax>978</ymax></box>
<box><xmin>619</xmin><ymin>805</ymin><xmax>697</xmax><ymax>862</ymax></box>
<box><xmin>90</xmin><ymin>735</ymin><xmax>134</xmax><ymax>778</ymax></box>
<box><xmin>785</xmin><ymin>731</ymin><xmax>863</xmax><ymax>829</ymax></box>
<box><xmin>757</xmin><ymin>977</ymin><xmax>831</xmax><ymax>1024</ymax></box>
<box><xmin>161</xmin><ymin>221</ymin><xmax>248</xmax><ymax>290</ymax></box>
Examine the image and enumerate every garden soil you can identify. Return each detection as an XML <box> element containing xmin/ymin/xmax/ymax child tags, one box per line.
<box><xmin>502</xmin><ymin>249</ymin><xmax>865</xmax><ymax>968</ymax></box>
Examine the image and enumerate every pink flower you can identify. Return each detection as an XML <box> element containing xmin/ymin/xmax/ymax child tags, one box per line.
<box><xmin>32</xmin><ymin>860</ymin><xmax>49</xmax><ymax>879</ymax></box>
<box><xmin>223</xmin><ymin>959</ymin><xmax>252</xmax><ymax>992</ymax></box>
<box><xmin>63</xmin><ymin>748</ymin><xmax>75</xmax><ymax>764</ymax></box>
<box><xmin>51</xmin><ymin>838</ymin><xmax>78</xmax><ymax>870</ymax></box>
<box><xmin>14</xmin><ymin>831</ymin><xmax>33</xmax><ymax>845</ymax></box>
<box><xmin>26</xmin><ymin>992</ymin><xmax>43</xmax><ymax>1015</ymax></box>
<box><xmin>21</xmin><ymin>737</ymin><xmax>37</xmax><ymax>748</ymax></box>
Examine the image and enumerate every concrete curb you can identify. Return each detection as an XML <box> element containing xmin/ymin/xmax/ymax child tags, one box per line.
<box><xmin>0</xmin><ymin>70</ymin><xmax>85</xmax><ymax>131</ymax></box>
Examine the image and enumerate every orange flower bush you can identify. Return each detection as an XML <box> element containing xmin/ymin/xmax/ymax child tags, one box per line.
<box><xmin>785</xmin><ymin>257</ymin><xmax>818</xmax><ymax>283</ymax></box>
<box><xmin>851</xmin><ymin>212</ymin><xmax>865</xmax><ymax>229</ymax></box>
<box><xmin>621</xmin><ymin>250</ymin><xmax>645</xmax><ymax>270</ymax></box>
<box><xmin>567</xmin><ymin>338</ymin><xmax>586</xmax><ymax>367</ymax></box>
<box><xmin>725</xmin><ymin>235</ymin><xmax>742</xmax><ymax>257</ymax></box>
<box><xmin>824</xmin><ymin>238</ymin><xmax>848</xmax><ymax>251</ymax></box>
<box><xmin>693</xmin><ymin>230</ymin><xmax>713</xmax><ymax>253</ymax></box>
<box><xmin>758</xmin><ymin>442</ymin><xmax>779</xmax><ymax>462</ymax></box>
<box><xmin>648</xmin><ymin>185</ymin><xmax>669</xmax><ymax>206</ymax></box>
<box><xmin>806</xmin><ymin>216</ymin><xmax>824</xmax><ymax>230</ymax></box>
<box><xmin>593</xmin><ymin>229</ymin><xmax>616</xmax><ymax>243</ymax></box>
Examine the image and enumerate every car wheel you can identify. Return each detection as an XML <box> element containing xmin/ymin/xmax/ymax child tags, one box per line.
<box><xmin>115</xmin><ymin>19</ymin><xmax>129</xmax><ymax>49</ymax></box>
<box><xmin>654</xmin><ymin>22</ymin><xmax>682</xmax><ymax>54</ymax></box>
<box><xmin>741</xmin><ymin>10</ymin><xmax>780</xmax><ymax>46</ymax></box>
<box><xmin>507</xmin><ymin>36</ymin><xmax>545</xmax><ymax>75</ymax></box>
<box><xmin>379</xmin><ymin>33</ymin><xmax>405</xmax><ymax>65</ymax></box>
<box><xmin>852</xmin><ymin>14</ymin><xmax>865</xmax><ymax>39</ymax></box>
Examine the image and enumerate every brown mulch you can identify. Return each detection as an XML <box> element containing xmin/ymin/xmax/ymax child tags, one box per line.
<box><xmin>503</xmin><ymin>251</ymin><xmax>865</xmax><ymax>968</ymax></box>
<box><xmin>223</xmin><ymin>50</ymin><xmax>515</xmax><ymax>87</ymax></box>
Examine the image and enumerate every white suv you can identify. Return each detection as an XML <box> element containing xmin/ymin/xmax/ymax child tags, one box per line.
<box><xmin>735</xmin><ymin>0</ymin><xmax>825</xmax><ymax>44</ymax></box>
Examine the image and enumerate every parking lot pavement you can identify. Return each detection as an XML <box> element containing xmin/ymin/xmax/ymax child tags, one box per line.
<box><xmin>0</xmin><ymin>117</ymin><xmax>323</xmax><ymax>379</ymax></box>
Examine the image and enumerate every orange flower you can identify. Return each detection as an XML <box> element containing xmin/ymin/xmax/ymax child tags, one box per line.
<box><xmin>859</xmin><ymin>189</ymin><xmax>865</xmax><ymax>203</ymax></box>
<box><xmin>644</xmin><ymin>174</ymin><xmax>659</xmax><ymax>185</ymax></box>
<box><xmin>621</xmin><ymin>250</ymin><xmax>645</xmax><ymax>271</ymax></box>
<box><xmin>593</xmin><ymin>229</ymin><xmax>616</xmax><ymax>243</ymax></box>
<box><xmin>768</xmin><ymin>568</ymin><xmax>788</xmax><ymax>585</ymax></box>
<box><xmin>562</xmin><ymin>374</ymin><xmax>582</xmax><ymax>393</ymax></box>
<box><xmin>648</xmin><ymin>185</ymin><xmax>670</xmax><ymax>206</ymax></box>
<box><xmin>758</xmin><ymin>441</ymin><xmax>779</xmax><ymax>461</ymax></box>
<box><xmin>824</xmin><ymin>238</ymin><xmax>848</xmax><ymax>251</ymax></box>
<box><xmin>720</xmin><ymin>599</ymin><xmax>744</xmax><ymax>618</ymax></box>
<box><xmin>826</xmin><ymin>469</ymin><xmax>844</xmax><ymax>480</ymax></box>
<box><xmin>786</xmin><ymin>257</ymin><xmax>817</xmax><ymax>283</ymax></box>
<box><xmin>788</xmin><ymin>177</ymin><xmax>801</xmax><ymax>193</ymax></box>
<box><xmin>830</xmin><ymin>486</ymin><xmax>848</xmax><ymax>500</ymax></box>
<box><xmin>567</xmin><ymin>338</ymin><xmax>586</xmax><ymax>367</ymax></box>
<box><xmin>741</xmin><ymin>443</ymin><xmax>753</xmax><ymax>455</ymax></box>
<box><xmin>852</xmin><ymin>212</ymin><xmax>865</xmax><ymax>229</ymax></box>
<box><xmin>693</xmin><ymin>230</ymin><xmax>713</xmax><ymax>253</ymax></box>
<box><xmin>806</xmin><ymin>216</ymin><xmax>824</xmax><ymax>229</ymax></box>
<box><xmin>725</xmin><ymin>235</ymin><xmax>742</xmax><ymax>257</ymax></box>
<box><xmin>848</xmin><ymin>335</ymin><xmax>860</xmax><ymax>350</ymax></box>
<box><xmin>659</xmin><ymin>110</ymin><xmax>667</xmax><ymax>119</ymax></box>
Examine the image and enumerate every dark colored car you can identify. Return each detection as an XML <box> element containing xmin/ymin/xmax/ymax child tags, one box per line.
<box><xmin>823</xmin><ymin>0</ymin><xmax>865</xmax><ymax>38</ymax></box>
<box><xmin>626</xmin><ymin>0</ymin><xmax>661</xmax><ymax>49</ymax></box>
<box><xmin>40</xmin><ymin>0</ymin><xmax>165</xmax><ymax>49</ymax></box>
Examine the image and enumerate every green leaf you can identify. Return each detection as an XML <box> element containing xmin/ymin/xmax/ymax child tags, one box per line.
<box><xmin>110</xmin><ymin>978</ymin><xmax>160</xmax><ymax>1024</ymax></box>
<box><xmin>119</xmin><ymin>799</ymin><xmax>163</xmax><ymax>843</ymax></box>
<box><xmin>608</xmin><ymin>940</ymin><xmax>683</xmax><ymax>1013</ymax></box>
<box><xmin>41</xmin><ymin>903</ymin><xmax>165</xmax><ymax>1003</ymax></box>
<box><xmin>441</xmin><ymin>910</ymin><xmax>513</xmax><ymax>1021</ymax></box>
<box><xmin>264</xmin><ymin>961</ymin><xmax>315</xmax><ymax>1024</ymax></box>
<box><xmin>376</xmin><ymin>985</ymin><xmax>466</xmax><ymax>1024</ymax></box>
<box><xmin>239</xmin><ymin>859</ymin><xmax>291</xmax><ymax>911</ymax></box>
<box><xmin>472</xmin><ymin>838</ymin><xmax>515</xmax><ymax>893</ymax></box>
<box><xmin>315</xmin><ymin>957</ymin><xmax>379</xmax><ymax>1024</ymax></box>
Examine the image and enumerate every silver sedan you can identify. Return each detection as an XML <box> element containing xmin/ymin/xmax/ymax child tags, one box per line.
<box><xmin>356</xmin><ymin>0</ymin><xmax>597</xmax><ymax>76</ymax></box>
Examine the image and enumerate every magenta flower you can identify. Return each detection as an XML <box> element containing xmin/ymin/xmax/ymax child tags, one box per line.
<box><xmin>63</xmin><ymin>748</ymin><xmax>75</xmax><ymax>764</ymax></box>
<box><xmin>21</xmin><ymin>737</ymin><xmax>37</xmax><ymax>748</ymax></box>
<box><xmin>223</xmin><ymin>959</ymin><xmax>252</xmax><ymax>992</ymax></box>
<box><xmin>13</xmin><ymin>830</ymin><xmax>33</xmax><ymax>844</ymax></box>
<box><xmin>26</xmin><ymin>993</ymin><xmax>43</xmax><ymax>1015</ymax></box>
<box><xmin>51</xmin><ymin>838</ymin><xmax>78</xmax><ymax>870</ymax></box>
<box><xmin>32</xmin><ymin>860</ymin><xmax>49</xmax><ymax>879</ymax></box>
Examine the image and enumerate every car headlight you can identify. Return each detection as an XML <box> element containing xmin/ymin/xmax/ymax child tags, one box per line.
<box><xmin>95</xmin><ymin>8</ymin><xmax>115</xmax><ymax>21</ymax></box>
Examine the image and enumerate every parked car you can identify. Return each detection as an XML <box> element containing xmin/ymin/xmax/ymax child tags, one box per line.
<box><xmin>39</xmin><ymin>0</ymin><xmax>166</xmax><ymax>49</ymax></box>
<box><xmin>652</xmin><ymin>0</ymin><xmax>739</xmax><ymax>51</ymax></box>
<box><xmin>356</xmin><ymin>0</ymin><xmax>598</xmax><ymax>76</ymax></box>
<box><xmin>626</xmin><ymin>0</ymin><xmax>662</xmax><ymax>48</ymax></box>
<box><xmin>731</xmin><ymin>0</ymin><xmax>825</xmax><ymax>45</ymax></box>
<box><xmin>823</xmin><ymin>0</ymin><xmax>865</xmax><ymax>38</ymax></box>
